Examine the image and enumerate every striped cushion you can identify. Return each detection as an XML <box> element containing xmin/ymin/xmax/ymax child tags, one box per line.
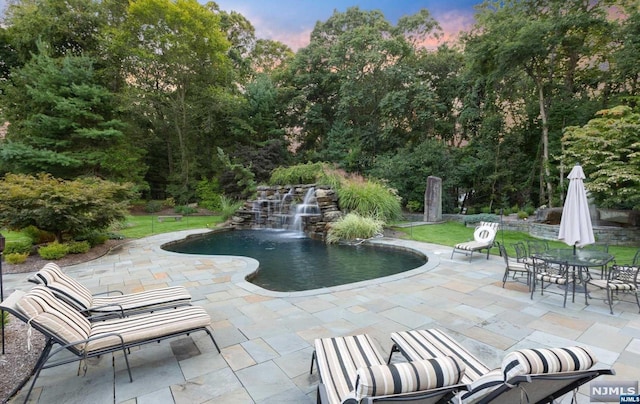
<box><xmin>91</xmin><ymin>287</ymin><xmax>191</xmax><ymax>313</ymax></box>
<box><xmin>502</xmin><ymin>346</ymin><xmax>596</xmax><ymax>381</ymax></box>
<box><xmin>15</xmin><ymin>286</ymin><xmax>92</xmax><ymax>350</ymax></box>
<box><xmin>590</xmin><ymin>279</ymin><xmax>637</xmax><ymax>291</ymax></box>
<box><xmin>35</xmin><ymin>263</ymin><xmax>94</xmax><ymax>310</ymax></box>
<box><xmin>390</xmin><ymin>329</ymin><xmax>491</xmax><ymax>384</ymax></box>
<box><xmin>35</xmin><ymin>262</ymin><xmax>191</xmax><ymax>315</ymax></box>
<box><xmin>314</xmin><ymin>334</ymin><xmax>385</xmax><ymax>404</ymax></box>
<box><xmin>87</xmin><ymin>305</ymin><xmax>211</xmax><ymax>352</ymax></box>
<box><xmin>355</xmin><ymin>357</ymin><xmax>465</xmax><ymax>400</ymax></box>
<box><xmin>537</xmin><ymin>273</ymin><xmax>569</xmax><ymax>285</ymax></box>
<box><xmin>458</xmin><ymin>368</ymin><xmax>503</xmax><ymax>403</ymax></box>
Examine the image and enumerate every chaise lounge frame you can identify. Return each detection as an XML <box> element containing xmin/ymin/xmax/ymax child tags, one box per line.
<box><xmin>451</xmin><ymin>222</ymin><xmax>499</xmax><ymax>262</ymax></box>
<box><xmin>30</xmin><ymin>262</ymin><xmax>192</xmax><ymax>319</ymax></box>
<box><xmin>0</xmin><ymin>286</ymin><xmax>220</xmax><ymax>404</ymax></box>
<box><xmin>310</xmin><ymin>334</ymin><xmax>467</xmax><ymax>404</ymax></box>
<box><xmin>389</xmin><ymin>329</ymin><xmax>614</xmax><ymax>404</ymax></box>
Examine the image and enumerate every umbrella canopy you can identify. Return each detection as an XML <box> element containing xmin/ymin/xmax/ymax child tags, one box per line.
<box><xmin>558</xmin><ymin>164</ymin><xmax>595</xmax><ymax>250</ymax></box>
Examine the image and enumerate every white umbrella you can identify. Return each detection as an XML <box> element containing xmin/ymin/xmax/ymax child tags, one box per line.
<box><xmin>558</xmin><ymin>164</ymin><xmax>595</xmax><ymax>253</ymax></box>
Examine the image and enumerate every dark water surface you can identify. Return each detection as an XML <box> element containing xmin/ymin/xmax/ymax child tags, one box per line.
<box><xmin>164</xmin><ymin>229</ymin><xmax>427</xmax><ymax>292</ymax></box>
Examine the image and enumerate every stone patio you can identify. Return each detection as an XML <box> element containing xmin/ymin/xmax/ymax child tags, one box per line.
<box><xmin>2</xmin><ymin>229</ymin><xmax>638</xmax><ymax>403</ymax></box>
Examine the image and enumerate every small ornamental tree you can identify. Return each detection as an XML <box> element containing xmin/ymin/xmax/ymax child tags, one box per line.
<box><xmin>562</xmin><ymin>106</ymin><xmax>640</xmax><ymax>210</ymax></box>
<box><xmin>0</xmin><ymin>173</ymin><xmax>135</xmax><ymax>242</ymax></box>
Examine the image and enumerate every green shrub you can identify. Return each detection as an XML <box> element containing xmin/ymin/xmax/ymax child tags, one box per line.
<box><xmin>462</xmin><ymin>214</ymin><xmax>499</xmax><ymax>226</ymax></box>
<box><xmin>145</xmin><ymin>200</ymin><xmax>163</xmax><ymax>213</ymax></box>
<box><xmin>220</xmin><ymin>196</ymin><xmax>243</xmax><ymax>221</ymax></box>
<box><xmin>4</xmin><ymin>239</ymin><xmax>33</xmax><ymax>254</ymax></box>
<box><xmin>38</xmin><ymin>242</ymin><xmax>70</xmax><ymax>260</ymax></box>
<box><xmin>75</xmin><ymin>230</ymin><xmax>109</xmax><ymax>247</ymax></box>
<box><xmin>175</xmin><ymin>205</ymin><xmax>198</xmax><ymax>215</ymax></box>
<box><xmin>5</xmin><ymin>252</ymin><xmax>29</xmax><ymax>264</ymax></box>
<box><xmin>1</xmin><ymin>311</ymin><xmax>8</xmax><ymax>328</ymax></box>
<box><xmin>481</xmin><ymin>206</ymin><xmax>492</xmax><ymax>214</ymax></box>
<box><xmin>517</xmin><ymin>211</ymin><xmax>529</xmax><ymax>220</ymax></box>
<box><xmin>337</xmin><ymin>179</ymin><xmax>402</xmax><ymax>222</ymax></box>
<box><xmin>68</xmin><ymin>240</ymin><xmax>91</xmax><ymax>254</ymax></box>
<box><xmin>163</xmin><ymin>197</ymin><xmax>176</xmax><ymax>208</ymax></box>
<box><xmin>524</xmin><ymin>205</ymin><xmax>536</xmax><ymax>215</ymax></box>
<box><xmin>406</xmin><ymin>200</ymin><xmax>422</xmax><ymax>213</ymax></box>
<box><xmin>196</xmin><ymin>178</ymin><xmax>222</xmax><ymax>211</ymax></box>
<box><xmin>326</xmin><ymin>213</ymin><xmax>384</xmax><ymax>244</ymax></box>
<box><xmin>270</xmin><ymin>162</ymin><xmax>326</xmax><ymax>185</ymax></box>
<box><xmin>22</xmin><ymin>225</ymin><xmax>55</xmax><ymax>244</ymax></box>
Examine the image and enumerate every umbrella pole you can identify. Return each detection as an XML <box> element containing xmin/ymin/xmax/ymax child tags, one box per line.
<box><xmin>573</xmin><ymin>244</ymin><xmax>577</xmax><ymax>255</ymax></box>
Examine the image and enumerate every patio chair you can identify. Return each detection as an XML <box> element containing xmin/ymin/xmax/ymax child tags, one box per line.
<box><xmin>526</xmin><ymin>239</ymin><xmax>549</xmax><ymax>256</ymax></box>
<box><xmin>0</xmin><ymin>286</ymin><xmax>220</xmax><ymax>403</ymax></box>
<box><xmin>389</xmin><ymin>329</ymin><xmax>614</xmax><ymax>404</ymax></box>
<box><xmin>633</xmin><ymin>249</ymin><xmax>640</xmax><ymax>266</ymax></box>
<box><xmin>498</xmin><ymin>243</ymin><xmax>531</xmax><ymax>289</ymax></box>
<box><xmin>30</xmin><ymin>262</ymin><xmax>192</xmax><ymax>319</ymax></box>
<box><xmin>451</xmin><ymin>221</ymin><xmax>499</xmax><ymax>262</ymax></box>
<box><xmin>310</xmin><ymin>334</ymin><xmax>467</xmax><ymax>404</ymax></box>
<box><xmin>530</xmin><ymin>258</ymin><xmax>574</xmax><ymax>308</ymax></box>
<box><xmin>512</xmin><ymin>241</ymin><xmax>532</xmax><ymax>265</ymax></box>
<box><xmin>585</xmin><ymin>264</ymin><xmax>640</xmax><ymax>315</ymax></box>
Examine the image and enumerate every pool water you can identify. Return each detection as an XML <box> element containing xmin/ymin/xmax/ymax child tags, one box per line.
<box><xmin>164</xmin><ymin>229</ymin><xmax>426</xmax><ymax>292</ymax></box>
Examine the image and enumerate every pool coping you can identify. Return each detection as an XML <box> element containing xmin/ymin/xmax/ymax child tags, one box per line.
<box><xmin>159</xmin><ymin>230</ymin><xmax>440</xmax><ymax>298</ymax></box>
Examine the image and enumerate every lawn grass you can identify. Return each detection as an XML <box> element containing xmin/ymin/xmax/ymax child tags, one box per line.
<box><xmin>393</xmin><ymin>221</ymin><xmax>638</xmax><ymax>265</ymax></box>
<box><xmin>116</xmin><ymin>215</ymin><xmax>224</xmax><ymax>239</ymax></box>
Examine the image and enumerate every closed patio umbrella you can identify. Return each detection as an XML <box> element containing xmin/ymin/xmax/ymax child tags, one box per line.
<box><xmin>558</xmin><ymin>164</ymin><xmax>595</xmax><ymax>253</ymax></box>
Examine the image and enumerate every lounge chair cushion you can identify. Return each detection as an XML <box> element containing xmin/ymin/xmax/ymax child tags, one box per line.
<box><xmin>16</xmin><ymin>286</ymin><xmax>92</xmax><ymax>350</ymax></box>
<box><xmin>459</xmin><ymin>347</ymin><xmax>597</xmax><ymax>403</ymax></box>
<box><xmin>390</xmin><ymin>329</ymin><xmax>491</xmax><ymax>384</ymax></box>
<box><xmin>15</xmin><ymin>286</ymin><xmax>212</xmax><ymax>354</ymax></box>
<box><xmin>458</xmin><ymin>368</ymin><xmax>503</xmax><ymax>403</ymax></box>
<box><xmin>34</xmin><ymin>262</ymin><xmax>192</xmax><ymax>314</ymax></box>
<box><xmin>355</xmin><ymin>357</ymin><xmax>465</xmax><ymax>400</ymax></box>
<box><xmin>501</xmin><ymin>346</ymin><xmax>596</xmax><ymax>380</ymax></box>
<box><xmin>35</xmin><ymin>263</ymin><xmax>94</xmax><ymax>310</ymax></box>
<box><xmin>314</xmin><ymin>334</ymin><xmax>386</xmax><ymax>404</ymax></box>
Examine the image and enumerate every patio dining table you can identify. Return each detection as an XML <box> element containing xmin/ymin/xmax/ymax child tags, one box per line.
<box><xmin>533</xmin><ymin>248</ymin><xmax>615</xmax><ymax>294</ymax></box>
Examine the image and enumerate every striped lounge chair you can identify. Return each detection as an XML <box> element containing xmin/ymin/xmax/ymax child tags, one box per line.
<box><xmin>310</xmin><ymin>334</ymin><xmax>467</xmax><ymax>404</ymax></box>
<box><xmin>31</xmin><ymin>262</ymin><xmax>192</xmax><ymax>319</ymax></box>
<box><xmin>0</xmin><ymin>286</ymin><xmax>220</xmax><ymax>403</ymax></box>
<box><xmin>451</xmin><ymin>222</ymin><xmax>500</xmax><ymax>262</ymax></box>
<box><xmin>389</xmin><ymin>329</ymin><xmax>614</xmax><ymax>404</ymax></box>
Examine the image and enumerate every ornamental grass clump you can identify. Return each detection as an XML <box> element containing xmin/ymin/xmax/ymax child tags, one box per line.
<box><xmin>326</xmin><ymin>213</ymin><xmax>384</xmax><ymax>244</ymax></box>
<box><xmin>337</xmin><ymin>179</ymin><xmax>402</xmax><ymax>222</ymax></box>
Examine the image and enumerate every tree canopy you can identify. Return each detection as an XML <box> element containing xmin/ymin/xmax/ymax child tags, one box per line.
<box><xmin>0</xmin><ymin>0</ymin><xmax>638</xmax><ymax>213</ymax></box>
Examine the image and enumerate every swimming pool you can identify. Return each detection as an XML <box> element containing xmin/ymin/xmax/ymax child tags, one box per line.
<box><xmin>163</xmin><ymin>229</ymin><xmax>427</xmax><ymax>292</ymax></box>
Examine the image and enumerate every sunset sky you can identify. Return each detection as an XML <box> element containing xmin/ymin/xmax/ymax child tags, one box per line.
<box><xmin>213</xmin><ymin>0</ymin><xmax>480</xmax><ymax>50</ymax></box>
<box><xmin>0</xmin><ymin>0</ymin><xmax>481</xmax><ymax>51</ymax></box>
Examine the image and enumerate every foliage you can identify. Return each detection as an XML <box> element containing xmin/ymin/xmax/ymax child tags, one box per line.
<box><xmin>4</xmin><ymin>240</ymin><xmax>32</xmax><ymax>254</ymax></box>
<box><xmin>5</xmin><ymin>252</ymin><xmax>29</xmax><ymax>264</ymax></box>
<box><xmin>326</xmin><ymin>213</ymin><xmax>383</xmax><ymax>244</ymax></box>
<box><xmin>337</xmin><ymin>179</ymin><xmax>402</xmax><ymax>222</ymax></box>
<box><xmin>219</xmin><ymin>196</ymin><xmax>244</xmax><ymax>221</ymax></box>
<box><xmin>562</xmin><ymin>106</ymin><xmax>640</xmax><ymax>210</ymax></box>
<box><xmin>38</xmin><ymin>242</ymin><xmax>70</xmax><ymax>260</ymax></box>
<box><xmin>67</xmin><ymin>240</ymin><xmax>91</xmax><ymax>254</ymax></box>
<box><xmin>0</xmin><ymin>42</ymin><xmax>146</xmax><ymax>182</ymax></box>
<box><xmin>76</xmin><ymin>230</ymin><xmax>109</xmax><ymax>247</ymax></box>
<box><xmin>196</xmin><ymin>178</ymin><xmax>222</xmax><ymax>211</ymax></box>
<box><xmin>145</xmin><ymin>201</ymin><xmax>164</xmax><ymax>213</ymax></box>
<box><xmin>217</xmin><ymin>148</ymin><xmax>256</xmax><ymax>200</ymax></box>
<box><xmin>270</xmin><ymin>162</ymin><xmax>328</xmax><ymax>185</ymax></box>
<box><xmin>517</xmin><ymin>211</ymin><xmax>529</xmax><ymax>220</ymax></box>
<box><xmin>174</xmin><ymin>205</ymin><xmax>198</xmax><ymax>215</ymax></box>
<box><xmin>22</xmin><ymin>225</ymin><xmax>55</xmax><ymax>244</ymax></box>
<box><xmin>462</xmin><ymin>214</ymin><xmax>500</xmax><ymax>226</ymax></box>
<box><xmin>0</xmin><ymin>173</ymin><xmax>135</xmax><ymax>242</ymax></box>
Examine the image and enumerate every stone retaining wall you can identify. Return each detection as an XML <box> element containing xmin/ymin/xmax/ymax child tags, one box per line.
<box><xmin>442</xmin><ymin>214</ymin><xmax>640</xmax><ymax>246</ymax></box>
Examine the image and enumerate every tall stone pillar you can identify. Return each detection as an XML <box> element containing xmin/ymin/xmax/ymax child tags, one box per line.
<box><xmin>424</xmin><ymin>176</ymin><xmax>442</xmax><ymax>223</ymax></box>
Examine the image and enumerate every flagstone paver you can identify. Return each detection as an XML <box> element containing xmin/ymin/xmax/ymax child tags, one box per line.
<box><xmin>2</xmin><ymin>229</ymin><xmax>638</xmax><ymax>403</ymax></box>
